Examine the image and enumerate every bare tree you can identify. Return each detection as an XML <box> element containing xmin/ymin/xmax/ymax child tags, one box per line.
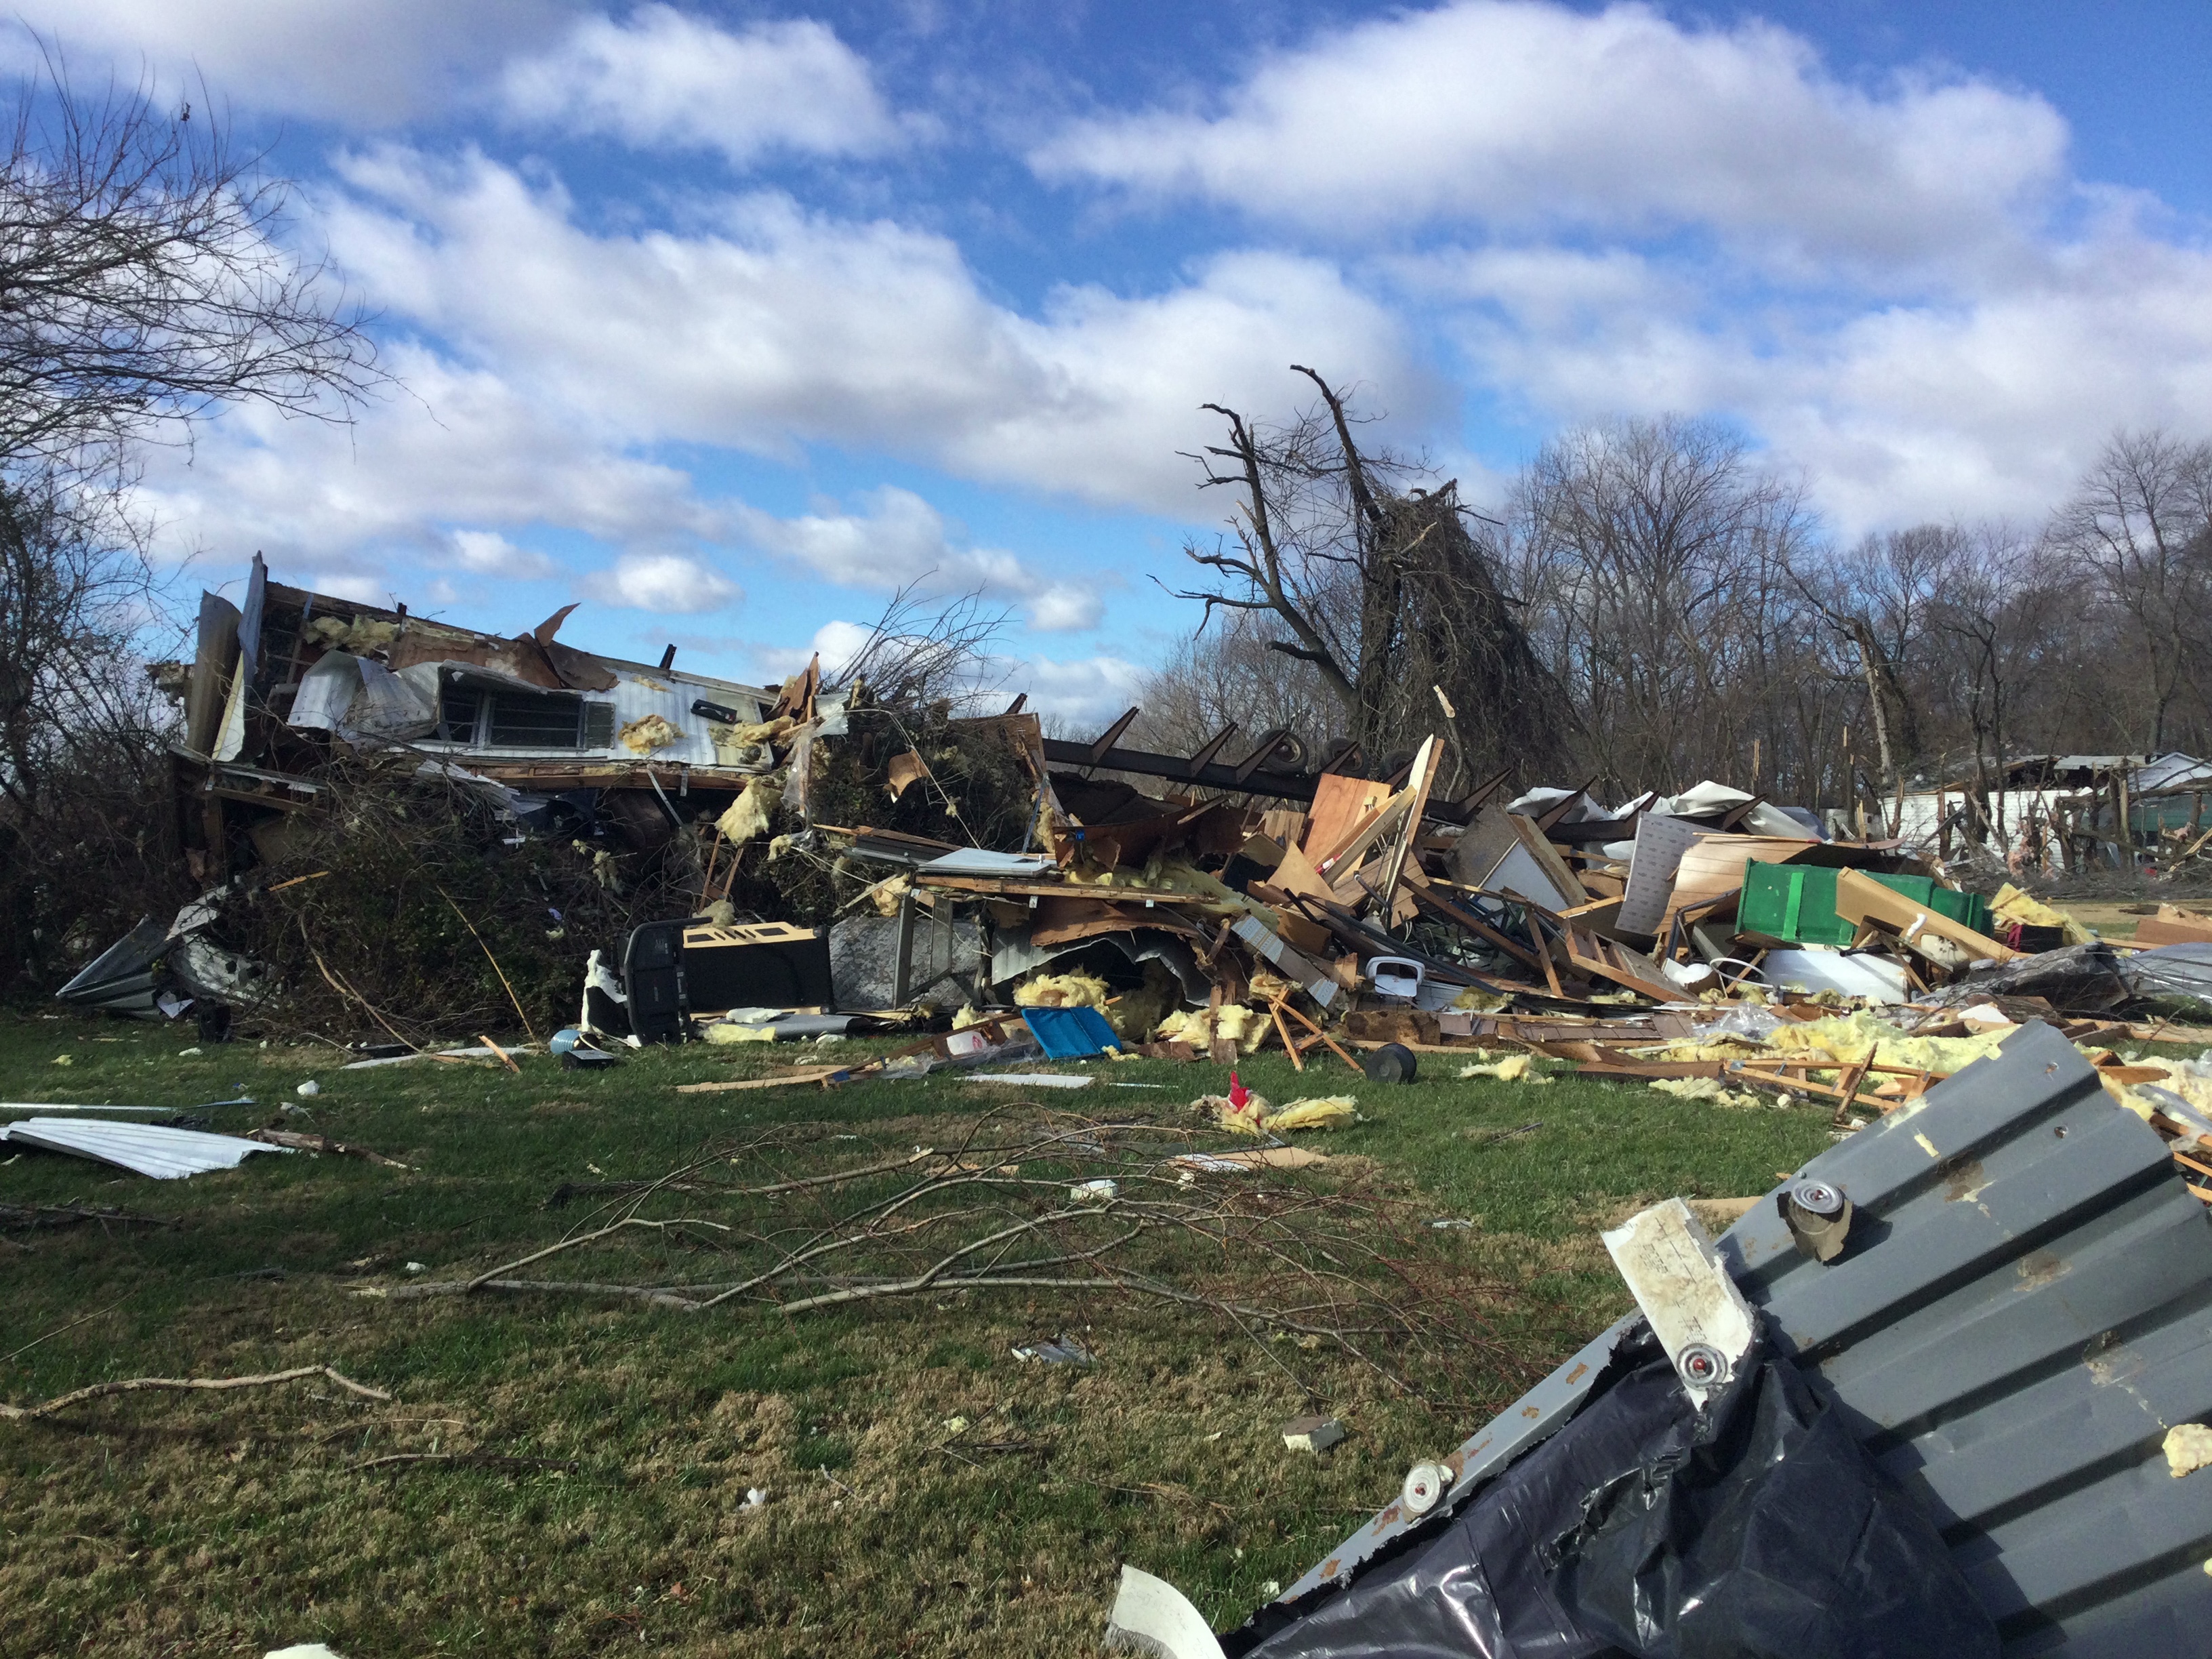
<box><xmin>1167</xmin><ymin>367</ymin><xmax>1565</xmax><ymax>785</ymax></box>
<box><xmin>0</xmin><ymin>475</ymin><xmax>182</xmax><ymax>991</ymax></box>
<box><xmin>2051</xmin><ymin>429</ymin><xmax>2212</xmax><ymax>752</ymax></box>
<box><xmin>0</xmin><ymin>63</ymin><xmax>384</xmax><ymax>992</ymax></box>
<box><xmin>1792</xmin><ymin>525</ymin><xmax>1952</xmax><ymax>804</ymax></box>
<box><xmin>0</xmin><ymin>59</ymin><xmax>380</xmax><ymax>475</ymax></box>
<box><xmin>1512</xmin><ymin>415</ymin><xmax>1819</xmax><ymax>796</ymax></box>
<box><xmin>828</xmin><ymin>581</ymin><xmax>1013</xmax><ymax>717</ymax></box>
<box><xmin>1921</xmin><ymin>526</ymin><xmax>2077</xmax><ymax>846</ymax></box>
<box><xmin>1136</xmin><ymin>607</ymin><xmax>1338</xmax><ymax>761</ymax></box>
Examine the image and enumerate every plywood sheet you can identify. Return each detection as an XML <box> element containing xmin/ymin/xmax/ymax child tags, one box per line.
<box><xmin>1302</xmin><ymin>774</ymin><xmax>1393</xmax><ymax>860</ymax></box>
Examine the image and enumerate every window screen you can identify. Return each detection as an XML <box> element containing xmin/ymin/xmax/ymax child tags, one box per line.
<box><xmin>583</xmin><ymin>701</ymin><xmax>615</xmax><ymax>748</ymax></box>
<box><xmin>485</xmin><ymin>694</ymin><xmax>584</xmax><ymax>748</ymax></box>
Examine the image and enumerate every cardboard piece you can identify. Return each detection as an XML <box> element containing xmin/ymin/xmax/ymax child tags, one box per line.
<box><xmin>2136</xmin><ymin>905</ymin><xmax>2212</xmax><ymax>948</ymax></box>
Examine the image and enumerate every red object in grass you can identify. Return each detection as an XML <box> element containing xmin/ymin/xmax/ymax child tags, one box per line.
<box><xmin>1229</xmin><ymin>1071</ymin><xmax>1249</xmax><ymax>1109</ymax></box>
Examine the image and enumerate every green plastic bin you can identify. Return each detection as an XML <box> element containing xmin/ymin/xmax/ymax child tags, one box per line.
<box><xmin>1737</xmin><ymin>862</ymin><xmax>1992</xmax><ymax>946</ymax></box>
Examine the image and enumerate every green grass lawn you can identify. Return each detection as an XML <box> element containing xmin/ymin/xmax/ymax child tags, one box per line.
<box><xmin>0</xmin><ymin>1011</ymin><xmax>1835</xmax><ymax>1657</ymax></box>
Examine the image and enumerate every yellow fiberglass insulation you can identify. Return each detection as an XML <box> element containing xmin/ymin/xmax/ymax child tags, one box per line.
<box><xmin>1267</xmin><ymin>1096</ymin><xmax>1358</xmax><ymax>1131</ymax></box>
<box><xmin>1658</xmin><ymin>1012</ymin><xmax>2012</xmax><ymax>1081</ymax></box>
<box><xmin>1200</xmin><ymin>1091</ymin><xmax>1271</xmax><ymax>1135</ymax></box>
<box><xmin>2104</xmin><ymin>1059</ymin><xmax>2212</xmax><ymax>1129</ymax></box>
<box><xmin>304</xmin><ymin>615</ymin><xmax>401</xmax><ymax>653</ymax></box>
<box><xmin>1197</xmin><ymin>1091</ymin><xmax>1357</xmax><ymax>1134</ymax></box>
<box><xmin>1649</xmin><ymin>1076</ymin><xmax>1771</xmax><ymax>1110</ymax></box>
<box><xmin>868</xmin><ymin>873</ymin><xmax>911</xmax><ymax>918</ymax></box>
<box><xmin>729</xmin><ymin>715</ymin><xmax>797</xmax><ymax>747</ymax></box>
<box><xmin>1991</xmin><ymin>882</ymin><xmax>2096</xmax><ymax>946</ymax></box>
<box><xmin>1458</xmin><ymin>1054</ymin><xmax>1551</xmax><ymax>1084</ymax></box>
<box><xmin>1105</xmin><ymin>958</ymin><xmax>1179</xmax><ymax>1040</ymax></box>
<box><xmin>1158</xmin><ymin>1004</ymin><xmax>1265</xmax><ymax>1054</ymax></box>
<box><xmin>715</xmin><ymin>775</ymin><xmax>783</xmax><ymax>848</ymax></box>
<box><xmin>1013</xmin><ymin>970</ymin><xmax>1111</xmax><ymax>1009</ymax></box>
<box><xmin>619</xmin><ymin>713</ymin><xmax>684</xmax><ymax>754</ymax></box>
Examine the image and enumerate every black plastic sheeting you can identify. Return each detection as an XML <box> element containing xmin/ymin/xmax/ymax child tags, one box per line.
<box><xmin>1923</xmin><ymin>939</ymin><xmax>2212</xmax><ymax>1018</ymax></box>
<box><xmin>1226</xmin><ymin>1321</ymin><xmax>1997</xmax><ymax>1659</ymax></box>
<box><xmin>1921</xmin><ymin>942</ymin><xmax>2131</xmax><ymax>1012</ymax></box>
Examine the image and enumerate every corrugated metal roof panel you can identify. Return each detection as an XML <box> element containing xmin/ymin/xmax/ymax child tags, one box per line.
<box><xmin>1272</xmin><ymin>1023</ymin><xmax>2212</xmax><ymax>1654</ymax></box>
<box><xmin>1735</xmin><ymin>1020</ymin><xmax>2212</xmax><ymax>1654</ymax></box>
<box><xmin>0</xmin><ymin>1118</ymin><xmax>291</xmax><ymax>1179</ymax></box>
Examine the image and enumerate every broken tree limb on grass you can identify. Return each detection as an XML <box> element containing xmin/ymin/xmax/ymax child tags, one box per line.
<box><xmin>352</xmin><ymin>1110</ymin><xmax>1529</xmax><ymax>1403</ymax></box>
<box><xmin>245</xmin><ymin>1128</ymin><xmax>412</xmax><ymax>1168</ymax></box>
<box><xmin>1</xmin><ymin>1364</ymin><xmax>391</xmax><ymax>1420</ymax></box>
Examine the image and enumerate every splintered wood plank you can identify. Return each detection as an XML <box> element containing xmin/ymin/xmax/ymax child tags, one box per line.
<box><xmin>1374</xmin><ymin>735</ymin><xmax>1445</xmax><ymax>912</ymax></box>
<box><xmin>1834</xmin><ymin>867</ymin><xmax>2018</xmax><ymax>962</ymax></box>
<box><xmin>1559</xmin><ymin>926</ymin><xmax>1691</xmax><ymax>1002</ymax></box>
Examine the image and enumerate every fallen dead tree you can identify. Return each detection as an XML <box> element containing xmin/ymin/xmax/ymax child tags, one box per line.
<box><xmin>366</xmin><ymin>1108</ymin><xmax>1534</xmax><ymax>1406</ymax></box>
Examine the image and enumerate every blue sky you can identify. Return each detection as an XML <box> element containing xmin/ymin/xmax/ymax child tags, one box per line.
<box><xmin>26</xmin><ymin>2</ymin><xmax>2211</xmax><ymax>720</ymax></box>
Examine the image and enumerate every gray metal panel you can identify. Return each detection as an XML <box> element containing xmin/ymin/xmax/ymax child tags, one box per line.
<box><xmin>0</xmin><ymin>1118</ymin><xmax>289</xmax><ymax>1179</ymax></box>
<box><xmin>1755</xmin><ymin>1021</ymin><xmax>2212</xmax><ymax>1653</ymax></box>
<box><xmin>1271</xmin><ymin>1021</ymin><xmax>2212</xmax><ymax>1656</ymax></box>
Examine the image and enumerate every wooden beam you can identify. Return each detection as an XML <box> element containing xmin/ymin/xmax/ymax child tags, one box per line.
<box><xmin>1275</xmin><ymin>998</ymin><xmax>1364</xmax><ymax>1076</ymax></box>
<box><xmin>1270</xmin><ymin>998</ymin><xmax>1306</xmax><ymax>1072</ymax></box>
<box><xmin>1313</xmin><ymin>790</ymin><xmax>1415</xmax><ymax>876</ymax></box>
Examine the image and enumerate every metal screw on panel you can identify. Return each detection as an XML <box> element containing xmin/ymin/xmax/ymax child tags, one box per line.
<box><xmin>1677</xmin><ymin>1343</ymin><xmax>1729</xmax><ymax>1391</ymax></box>
<box><xmin>1790</xmin><ymin>1179</ymin><xmax>1845</xmax><ymax>1217</ymax></box>
<box><xmin>1400</xmin><ymin>1461</ymin><xmax>1454</xmax><ymax>1517</ymax></box>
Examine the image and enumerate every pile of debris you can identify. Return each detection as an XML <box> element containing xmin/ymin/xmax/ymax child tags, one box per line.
<box><xmin>51</xmin><ymin>558</ymin><xmax>2212</xmax><ymax>1133</ymax></box>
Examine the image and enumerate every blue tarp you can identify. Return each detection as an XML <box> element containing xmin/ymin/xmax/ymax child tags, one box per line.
<box><xmin>1019</xmin><ymin>1006</ymin><xmax>1120</xmax><ymax>1058</ymax></box>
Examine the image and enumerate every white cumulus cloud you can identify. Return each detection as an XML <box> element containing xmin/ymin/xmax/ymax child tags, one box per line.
<box><xmin>14</xmin><ymin>0</ymin><xmax>579</xmax><ymax>126</ymax></box>
<box><xmin>1033</xmin><ymin>0</ymin><xmax>2068</xmax><ymax>273</ymax></box>
<box><xmin>317</xmin><ymin>149</ymin><xmax>1419</xmax><ymax>515</ymax></box>
<box><xmin>501</xmin><ymin>8</ymin><xmax>906</xmax><ymax>166</ymax></box>
<box><xmin>581</xmin><ymin>552</ymin><xmax>741</xmax><ymax>613</ymax></box>
<box><xmin>131</xmin><ymin>342</ymin><xmax>723</xmax><ymax>570</ymax></box>
<box><xmin>449</xmin><ymin>529</ymin><xmax>561</xmax><ymax>579</ymax></box>
<box><xmin>737</xmin><ymin>487</ymin><xmax>1103</xmax><ymax>631</ymax></box>
<box><xmin>1014</xmin><ymin>652</ymin><xmax>1150</xmax><ymax>729</ymax></box>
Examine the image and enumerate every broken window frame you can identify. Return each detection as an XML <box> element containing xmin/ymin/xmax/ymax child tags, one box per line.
<box><xmin>431</xmin><ymin>671</ymin><xmax>616</xmax><ymax>753</ymax></box>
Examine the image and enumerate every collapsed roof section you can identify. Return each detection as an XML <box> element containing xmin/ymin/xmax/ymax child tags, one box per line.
<box><xmin>163</xmin><ymin>555</ymin><xmax>843</xmax><ymax>884</ymax></box>
<box><xmin>178</xmin><ymin>554</ymin><xmax>801</xmax><ymax>783</ymax></box>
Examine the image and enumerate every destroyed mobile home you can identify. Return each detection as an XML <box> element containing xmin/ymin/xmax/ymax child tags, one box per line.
<box><xmin>41</xmin><ymin>559</ymin><xmax>2212</xmax><ymax>1654</ymax></box>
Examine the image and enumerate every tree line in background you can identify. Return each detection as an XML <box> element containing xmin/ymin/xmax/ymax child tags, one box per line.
<box><xmin>0</xmin><ymin>65</ymin><xmax>378</xmax><ymax>993</ymax></box>
<box><xmin>1143</xmin><ymin>374</ymin><xmax>2212</xmax><ymax>828</ymax></box>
